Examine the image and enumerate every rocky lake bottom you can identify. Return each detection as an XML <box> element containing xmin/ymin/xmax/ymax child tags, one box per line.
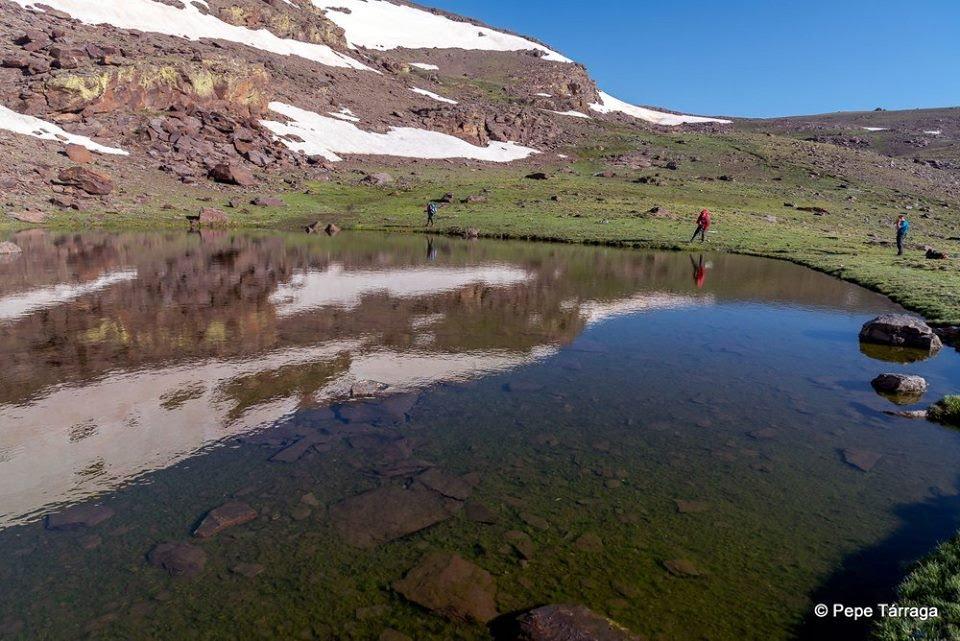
<box><xmin>1</xmin><ymin>230</ymin><xmax>959</xmax><ymax>640</ymax></box>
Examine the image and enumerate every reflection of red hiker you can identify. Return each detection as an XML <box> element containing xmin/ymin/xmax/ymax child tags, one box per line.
<box><xmin>690</xmin><ymin>254</ymin><xmax>707</xmax><ymax>289</ymax></box>
<box><xmin>690</xmin><ymin>208</ymin><xmax>711</xmax><ymax>243</ymax></box>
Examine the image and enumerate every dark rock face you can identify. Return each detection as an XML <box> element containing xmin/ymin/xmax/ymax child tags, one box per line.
<box><xmin>393</xmin><ymin>552</ymin><xmax>497</xmax><ymax>623</ymax></box>
<box><xmin>193</xmin><ymin>501</ymin><xmax>258</xmax><ymax>538</ymax></box>
<box><xmin>209</xmin><ymin>163</ymin><xmax>256</xmax><ymax>186</ymax></box>
<box><xmin>871</xmin><ymin>373</ymin><xmax>928</xmax><ymax>404</ymax></box>
<box><xmin>56</xmin><ymin>166</ymin><xmax>114</xmax><ymax>195</ymax></box>
<box><xmin>509</xmin><ymin>604</ymin><xmax>644</xmax><ymax>641</ymax></box>
<box><xmin>147</xmin><ymin>542</ymin><xmax>207</xmax><ymax>578</ymax></box>
<box><xmin>44</xmin><ymin>504</ymin><xmax>115</xmax><ymax>530</ymax></box>
<box><xmin>859</xmin><ymin>314</ymin><xmax>943</xmax><ymax>352</ymax></box>
<box><xmin>329</xmin><ymin>485</ymin><xmax>460</xmax><ymax>548</ymax></box>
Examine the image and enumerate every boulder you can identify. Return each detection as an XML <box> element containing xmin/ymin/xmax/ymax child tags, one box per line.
<box><xmin>57</xmin><ymin>166</ymin><xmax>114</xmax><ymax>195</ymax></box>
<box><xmin>7</xmin><ymin>210</ymin><xmax>47</xmax><ymax>224</ymax></box>
<box><xmin>393</xmin><ymin>552</ymin><xmax>497</xmax><ymax>623</ymax></box>
<box><xmin>65</xmin><ymin>143</ymin><xmax>93</xmax><ymax>164</ymax></box>
<box><xmin>325</xmin><ymin>223</ymin><xmax>341</xmax><ymax>236</ymax></box>
<box><xmin>209</xmin><ymin>163</ymin><xmax>256</xmax><ymax>187</ymax></box>
<box><xmin>859</xmin><ymin>314</ymin><xmax>943</xmax><ymax>352</ymax></box>
<box><xmin>193</xmin><ymin>501</ymin><xmax>258</xmax><ymax>538</ymax></box>
<box><xmin>45</xmin><ymin>504</ymin><xmax>115</xmax><ymax>530</ymax></box>
<box><xmin>329</xmin><ymin>485</ymin><xmax>460</xmax><ymax>549</ymax></box>
<box><xmin>925</xmin><ymin>247</ymin><xmax>949</xmax><ymax>260</ymax></box>
<box><xmin>0</xmin><ymin>241</ymin><xmax>22</xmax><ymax>254</ymax></box>
<box><xmin>361</xmin><ymin>172</ymin><xmax>393</xmax><ymax>186</ymax></box>
<box><xmin>525</xmin><ymin>172</ymin><xmax>549</xmax><ymax>180</ymax></box>
<box><xmin>198</xmin><ymin>207</ymin><xmax>228</xmax><ymax>226</ymax></box>
<box><xmin>251</xmin><ymin>196</ymin><xmax>284</xmax><ymax>207</ymax></box>
<box><xmin>465</xmin><ymin>228</ymin><xmax>480</xmax><ymax>239</ymax></box>
<box><xmin>871</xmin><ymin>374</ymin><xmax>928</xmax><ymax>404</ymax></box>
<box><xmin>147</xmin><ymin>542</ymin><xmax>207</xmax><ymax>578</ymax></box>
<box><xmin>510</xmin><ymin>604</ymin><xmax>644</xmax><ymax>641</ymax></box>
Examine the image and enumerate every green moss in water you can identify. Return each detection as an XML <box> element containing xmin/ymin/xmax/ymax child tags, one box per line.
<box><xmin>929</xmin><ymin>396</ymin><xmax>960</xmax><ymax>428</ymax></box>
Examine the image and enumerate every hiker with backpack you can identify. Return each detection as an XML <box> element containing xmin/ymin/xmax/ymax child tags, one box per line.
<box><xmin>425</xmin><ymin>202</ymin><xmax>438</xmax><ymax>227</ymax></box>
<box><xmin>896</xmin><ymin>214</ymin><xmax>910</xmax><ymax>256</ymax></box>
<box><xmin>690</xmin><ymin>209</ymin><xmax>711</xmax><ymax>243</ymax></box>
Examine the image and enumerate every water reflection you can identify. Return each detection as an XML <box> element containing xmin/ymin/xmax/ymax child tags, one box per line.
<box><xmin>0</xmin><ymin>231</ymin><xmax>894</xmax><ymax>527</ymax></box>
<box><xmin>3</xmin><ymin>230</ymin><xmax>960</xmax><ymax>641</ymax></box>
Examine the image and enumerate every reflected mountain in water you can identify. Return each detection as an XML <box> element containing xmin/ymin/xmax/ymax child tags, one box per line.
<box><xmin>0</xmin><ymin>231</ymin><xmax>892</xmax><ymax>527</ymax></box>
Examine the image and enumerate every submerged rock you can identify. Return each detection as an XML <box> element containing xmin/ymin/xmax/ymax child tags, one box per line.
<box><xmin>416</xmin><ymin>468</ymin><xmax>474</xmax><ymax>501</ymax></box>
<box><xmin>860</xmin><ymin>315</ymin><xmax>943</xmax><ymax>353</ymax></box>
<box><xmin>842</xmin><ymin>448</ymin><xmax>882</xmax><ymax>472</ymax></box>
<box><xmin>193</xmin><ymin>501</ymin><xmax>258</xmax><ymax>538</ymax></box>
<box><xmin>329</xmin><ymin>485</ymin><xmax>460</xmax><ymax>548</ymax></box>
<box><xmin>871</xmin><ymin>373</ymin><xmax>928</xmax><ymax>404</ymax></box>
<box><xmin>147</xmin><ymin>542</ymin><xmax>207</xmax><ymax>578</ymax></box>
<box><xmin>509</xmin><ymin>604</ymin><xmax>645</xmax><ymax>641</ymax></box>
<box><xmin>663</xmin><ymin>558</ymin><xmax>704</xmax><ymax>578</ymax></box>
<box><xmin>393</xmin><ymin>552</ymin><xmax>498</xmax><ymax>623</ymax></box>
<box><xmin>674</xmin><ymin>499</ymin><xmax>710</xmax><ymax>514</ymax></box>
<box><xmin>45</xmin><ymin>504</ymin><xmax>115</xmax><ymax>530</ymax></box>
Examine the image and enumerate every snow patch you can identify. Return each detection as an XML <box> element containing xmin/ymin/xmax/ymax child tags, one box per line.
<box><xmin>312</xmin><ymin>0</ymin><xmax>571</xmax><ymax>62</ymax></box>
<box><xmin>0</xmin><ymin>105</ymin><xmax>128</xmax><ymax>155</ymax></box>
<box><xmin>410</xmin><ymin>62</ymin><xmax>440</xmax><ymax>71</ymax></box>
<box><xmin>589</xmin><ymin>91</ymin><xmax>731</xmax><ymax>126</ymax></box>
<box><xmin>8</xmin><ymin>0</ymin><xmax>372</xmax><ymax>70</ymax></box>
<box><xmin>261</xmin><ymin>101</ymin><xmax>537</xmax><ymax>163</ymax></box>
<box><xmin>861</xmin><ymin>127</ymin><xmax>888</xmax><ymax>132</ymax></box>
<box><xmin>411</xmin><ymin>87</ymin><xmax>458</xmax><ymax>105</ymax></box>
<box><xmin>924</xmin><ymin>130</ymin><xmax>942</xmax><ymax>135</ymax></box>
<box><xmin>535</xmin><ymin>93</ymin><xmax>553</xmax><ymax>97</ymax></box>
<box><xmin>545</xmin><ymin>109</ymin><xmax>591</xmax><ymax>120</ymax></box>
<box><xmin>328</xmin><ymin>107</ymin><xmax>360</xmax><ymax>122</ymax></box>
<box><xmin>0</xmin><ymin>270</ymin><xmax>138</xmax><ymax>322</ymax></box>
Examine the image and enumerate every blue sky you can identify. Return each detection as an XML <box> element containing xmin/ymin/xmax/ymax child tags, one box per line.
<box><xmin>422</xmin><ymin>1</ymin><xmax>960</xmax><ymax>118</ymax></box>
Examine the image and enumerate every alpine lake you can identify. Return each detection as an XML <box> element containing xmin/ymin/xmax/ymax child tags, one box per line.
<box><xmin>1</xmin><ymin>230</ymin><xmax>959</xmax><ymax>641</ymax></box>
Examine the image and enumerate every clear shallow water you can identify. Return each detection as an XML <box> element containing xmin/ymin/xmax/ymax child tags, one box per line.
<box><xmin>0</xmin><ymin>230</ymin><xmax>959</xmax><ymax>640</ymax></box>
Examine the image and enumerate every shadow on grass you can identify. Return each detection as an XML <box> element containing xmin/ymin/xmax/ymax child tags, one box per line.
<box><xmin>793</xmin><ymin>478</ymin><xmax>960</xmax><ymax>640</ymax></box>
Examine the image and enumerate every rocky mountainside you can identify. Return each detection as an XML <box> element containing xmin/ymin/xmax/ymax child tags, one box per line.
<box><xmin>0</xmin><ymin>0</ymin><xmax>730</xmax><ymax>214</ymax></box>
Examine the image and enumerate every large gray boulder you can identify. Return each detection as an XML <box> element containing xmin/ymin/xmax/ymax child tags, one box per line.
<box><xmin>871</xmin><ymin>373</ymin><xmax>928</xmax><ymax>404</ymax></box>
<box><xmin>859</xmin><ymin>315</ymin><xmax>943</xmax><ymax>352</ymax></box>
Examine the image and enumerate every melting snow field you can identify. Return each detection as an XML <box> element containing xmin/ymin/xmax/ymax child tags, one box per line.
<box><xmin>312</xmin><ymin>0</ymin><xmax>571</xmax><ymax>62</ymax></box>
<box><xmin>546</xmin><ymin>109</ymin><xmax>592</xmax><ymax>119</ymax></box>
<box><xmin>261</xmin><ymin>101</ymin><xmax>537</xmax><ymax>163</ymax></box>
<box><xmin>8</xmin><ymin>0</ymin><xmax>371</xmax><ymax>70</ymax></box>
<box><xmin>411</xmin><ymin>87</ymin><xmax>458</xmax><ymax>105</ymax></box>
<box><xmin>0</xmin><ymin>105</ymin><xmax>128</xmax><ymax>155</ymax></box>
<box><xmin>862</xmin><ymin>127</ymin><xmax>888</xmax><ymax>132</ymax></box>
<box><xmin>590</xmin><ymin>91</ymin><xmax>732</xmax><ymax>126</ymax></box>
<box><xmin>410</xmin><ymin>63</ymin><xmax>440</xmax><ymax>71</ymax></box>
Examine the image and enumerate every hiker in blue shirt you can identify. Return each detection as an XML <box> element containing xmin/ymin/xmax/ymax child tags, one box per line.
<box><xmin>896</xmin><ymin>214</ymin><xmax>910</xmax><ymax>256</ymax></box>
<box><xmin>425</xmin><ymin>202</ymin><xmax>438</xmax><ymax>227</ymax></box>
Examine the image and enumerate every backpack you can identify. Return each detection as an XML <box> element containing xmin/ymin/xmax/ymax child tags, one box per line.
<box><xmin>427</xmin><ymin>203</ymin><xmax>438</xmax><ymax>216</ymax></box>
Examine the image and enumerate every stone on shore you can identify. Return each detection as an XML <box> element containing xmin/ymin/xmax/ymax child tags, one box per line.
<box><xmin>393</xmin><ymin>552</ymin><xmax>498</xmax><ymax>623</ymax></box>
<box><xmin>0</xmin><ymin>241</ymin><xmax>23</xmax><ymax>254</ymax></box>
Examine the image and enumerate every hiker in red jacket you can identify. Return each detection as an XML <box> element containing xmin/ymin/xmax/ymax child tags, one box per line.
<box><xmin>690</xmin><ymin>209</ymin><xmax>711</xmax><ymax>243</ymax></box>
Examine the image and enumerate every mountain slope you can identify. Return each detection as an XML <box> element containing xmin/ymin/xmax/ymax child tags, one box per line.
<box><xmin>0</xmin><ymin>0</ymin><xmax>732</xmax><ymax>208</ymax></box>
